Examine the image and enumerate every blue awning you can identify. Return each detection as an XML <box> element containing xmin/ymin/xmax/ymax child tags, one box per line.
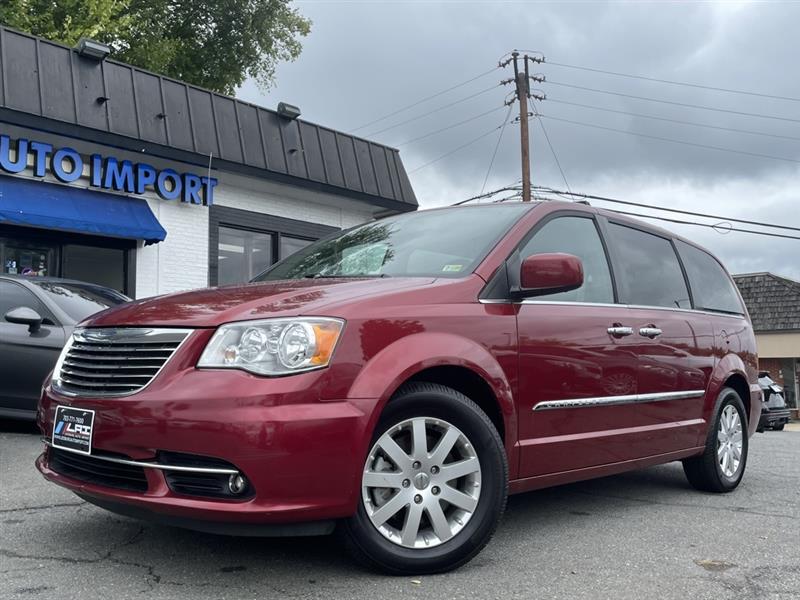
<box><xmin>0</xmin><ymin>176</ymin><xmax>167</xmax><ymax>244</ymax></box>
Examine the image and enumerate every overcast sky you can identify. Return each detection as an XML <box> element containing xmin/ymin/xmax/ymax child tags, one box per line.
<box><xmin>238</xmin><ymin>0</ymin><xmax>800</xmax><ymax>279</ymax></box>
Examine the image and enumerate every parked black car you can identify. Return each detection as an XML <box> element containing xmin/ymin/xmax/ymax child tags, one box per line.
<box><xmin>0</xmin><ymin>275</ymin><xmax>129</xmax><ymax>421</ymax></box>
<box><xmin>757</xmin><ymin>371</ymin><xmax>792</xmax><ymax>432</ymax></box>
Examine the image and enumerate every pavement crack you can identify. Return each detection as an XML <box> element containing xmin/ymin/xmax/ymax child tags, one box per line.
<box><xmin>0</xmin><ymin>501</ymin><xmax>85</xmax><ymax>514</ymax></box>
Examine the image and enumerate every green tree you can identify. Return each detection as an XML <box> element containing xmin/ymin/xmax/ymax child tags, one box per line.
<box><xmin>0</xmin><ymin>0</ymin><xmax>311</xmax><ymax>95</ymax></box>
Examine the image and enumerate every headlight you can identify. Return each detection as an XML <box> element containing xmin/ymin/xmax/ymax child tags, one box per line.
<box><xmin>197</xmin><ymin>318</ymin><xmax>344</xmax><ymax>376</ymax></box>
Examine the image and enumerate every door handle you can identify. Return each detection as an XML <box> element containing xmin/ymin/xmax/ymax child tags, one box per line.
<box><xmin>639</xmin><ymin>327</ymin><xmax>663</xmax><ymax>339</ymax></box>
<box><xmin>607</xmin><ymin>326</ymin><xmax>633</xmax><ymax>338</ymax></box>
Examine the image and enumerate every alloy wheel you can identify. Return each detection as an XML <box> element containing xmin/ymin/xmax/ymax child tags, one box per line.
<box><xmin>717</xmin><ymin>404</ymin><xmax>743</xmax><ymax>478</ymax></box>
<box><xmin>361</xmin><ymin>417</ymin><xmax>482</xmax><ymax>549</ymax></box>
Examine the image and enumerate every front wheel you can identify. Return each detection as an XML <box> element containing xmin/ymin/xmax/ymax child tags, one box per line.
<box><xmin>342</xmin><ymin>382</ymin><xmax>508</xmax><ymax>574</ymax></box>
<box><xmin>683</xmin><ymin>387</ymin><xmax>748</xmax><ymax>493</ymax></box>
<box><xmin>773</xmin><ymin>424</ymin><xmax>785</xmax><ymax>431</ymax></box>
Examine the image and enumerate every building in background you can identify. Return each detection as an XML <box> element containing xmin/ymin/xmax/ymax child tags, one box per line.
<box><xmin>0</xmin><ymin>25</ymin><xmax>416</xmax><ymax>299</ymax></box>
<box><xmin>735</xmin><ymin>272</ymin><xmax>800</xmax><ymax>412</ymax></box>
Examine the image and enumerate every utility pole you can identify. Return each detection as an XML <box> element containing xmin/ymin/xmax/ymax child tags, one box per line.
<box><xmin>501</xmin><ymin>51</ymin><xmax>545</xmax><ymax>202</ymax></box>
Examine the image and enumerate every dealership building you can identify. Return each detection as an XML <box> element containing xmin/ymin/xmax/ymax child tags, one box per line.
<box><xmin>0</xmin><ymin>25</ymin><xmax>417</xmax><ymax>298</ymax></box>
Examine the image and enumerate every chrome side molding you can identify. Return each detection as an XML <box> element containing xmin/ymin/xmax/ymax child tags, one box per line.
<box><xmin>43</xmin><ymin>439</ymin><xmax>239</xmax><ymax>475</ymax></box>
<box><xmin>533</xmin><ymin>390</ymin><xmax>705</xmax><ymax>411</ymax></box>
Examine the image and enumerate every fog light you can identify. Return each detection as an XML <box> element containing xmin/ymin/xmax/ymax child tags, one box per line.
<box><xmin>228</xmin><ymin>473</ymin><xmax>247</xmax><ymax>495</ymax></box>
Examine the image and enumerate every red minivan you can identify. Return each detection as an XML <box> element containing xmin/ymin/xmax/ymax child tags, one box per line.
<box><xmin>36</xmin><ymin>201</ymin><xmax>761</xmax><ymax>574</ymax></box>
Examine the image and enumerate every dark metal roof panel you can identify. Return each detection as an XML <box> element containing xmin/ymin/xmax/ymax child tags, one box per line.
<box><xmin>3</xmin><ymin>30</ymin><xmax>40</xmax><ymax>115</ymax></box>
<box><xmin>161</xmin><ymin>79</ymin><xmax>193</xmax><ymax>151</ymax></box>
<box><xmin>73</xmin><ymin>55</ymin><xmax>107</xmax><ymax>130</ymax></box>
<box><xmin>187</xmin><ymin>88</ymin><xmax>219</xmax><ymax>157</ymax></box>
<box><xmin>39</xmin><ymin>42</ymin><xmax>76</xmax><ymax>123</ymax></box>
<box><xmin>235</xmin><ymin>103</ymin><xmax>266</xmax><ymax>169</ymax></box>
<box><xmin>298</xmin><ymin>121</ymin><xmax>326</xmax><ymax>183</ymax></box>
<box><xmin>318</xmin><ymin>128</ymin><xmax>345</xmax><ymax>188</ymax></box>
<box><xmin>213</xmin><ymin>95</ymin><xmax>243</xmax><ymax>163</ymax></box>
<box><xmin>0</xmin><ymin>24</ymin><xmax>417</xmax><ymax>209</ymax></box>
<box><xmin>258</xmin><ymin>108</ymin><xmax>288</xmax><ymax>173</ymax></box>
<box><xmin>104</xmin><ymin>62</ymin><xmax>139</xmax><ymax>138</ymax></box>
<box><xmin>134</xmin><ymin>70</ymin><xmax>167</xmax><ymax>145</ymax></box>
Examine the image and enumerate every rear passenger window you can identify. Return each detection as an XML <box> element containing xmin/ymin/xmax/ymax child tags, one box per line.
<box><xmin>676</xmin><ymin>240</ymin><xmax>743</xmax><ymax>314</ymax></box>
<box><xmin>607</xmin><ymin>223</ymin><xmax>690</xmax><ymax>309</ymax></box>
<box><xmin>520</xmin><ymin>216</ymin><xmax>613</xmax><ymax>303</ymax></box>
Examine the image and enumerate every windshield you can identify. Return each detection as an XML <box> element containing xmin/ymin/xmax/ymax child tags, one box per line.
<box><xmin>254</xmin><ymin>204</ymin><xmax>531</xmax><ymax>281</ymax></box>
<box><xmin>32</xmin><ymin>281</ymin><xmax>129</xmax><ymax>322</ymax></box>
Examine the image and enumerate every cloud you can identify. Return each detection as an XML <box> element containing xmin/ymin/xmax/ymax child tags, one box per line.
<box><xmin>239</xmin><ymin>0</ymin><xmax>800</xmax><ymax>278</ymax></box>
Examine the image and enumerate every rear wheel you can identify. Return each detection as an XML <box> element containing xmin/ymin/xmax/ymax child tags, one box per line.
<box><xmin>342</xmin><ymin>382</ymin><xmax>507</xmax><ymax>574</ymax></box>
<box><xmin>773</xmin><ymin>424</ymin><xmax>785</xmax><ymax>431</ymax></box>
<box><xmin>683</xmin><ymin>387</ymin><xmax>748</xmax><ymax>493</ymax></box>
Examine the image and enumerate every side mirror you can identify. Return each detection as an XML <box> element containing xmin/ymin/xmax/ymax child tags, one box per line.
<box><xmin>5</xmin><ymin>306</ymin><xmax>43</xmax><ymax>333</ymax></box>
<box><xmin>518</xmin><ymin>253</ymin><xmax>584</xmax><ymax>297</ymax></box>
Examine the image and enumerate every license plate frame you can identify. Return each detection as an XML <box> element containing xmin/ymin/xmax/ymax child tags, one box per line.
<box><xmin>52</xmin><ymin>406</ymin><xmax>95</xmax><ymax>455</ymax></box>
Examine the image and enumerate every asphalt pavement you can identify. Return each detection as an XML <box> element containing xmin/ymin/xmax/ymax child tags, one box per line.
<box><xmin>1</xmin><ymin>421</ymin><xmax>798</xmax><ymax>600</ymax></box>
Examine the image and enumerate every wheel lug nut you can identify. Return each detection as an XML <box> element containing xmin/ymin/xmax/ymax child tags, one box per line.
<box><xmin>430</xmin><ymin>466</ymin><xmax>439</xmax><ymax>474</ymax></box>
<box><xmin>412</xmin><ymin>461</ymin><xmax>421</xmax><ymax>469</ymax></box>
<box><xmin>414</xmin><ymin>494</ymin><xmax>423</xmax><ymax>504</ymax></box>
<box><xmin>402</xmin><ymin>479</ymin><xmax>410</xmax><ymax>488</ymax></box>
<box><xmin>432</xmin><ymin>486</ymin><xmax>440</xmax><ymax>495</ymax></box>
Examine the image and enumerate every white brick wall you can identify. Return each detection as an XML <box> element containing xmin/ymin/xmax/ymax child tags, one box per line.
<box><xmin>134</xmin><ymin>199</ymin><xmax>209</xmax><ymax>298</ymax></box>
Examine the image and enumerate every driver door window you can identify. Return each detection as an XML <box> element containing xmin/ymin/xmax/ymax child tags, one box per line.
<box><xmin>519</xmin><ymin>216</ymin><xmax>614</xmax><ymax>304</ymax></box>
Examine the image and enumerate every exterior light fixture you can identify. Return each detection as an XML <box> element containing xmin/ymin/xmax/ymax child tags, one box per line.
<box><xmin>75</xmin><ymin>38</ymin><xmax>111</xmax><ymax>61</ymax></box>
<box><xmin>277</xmin><ymin>102</ymin><xmax>301</xmax><ymax>120</ymax></box>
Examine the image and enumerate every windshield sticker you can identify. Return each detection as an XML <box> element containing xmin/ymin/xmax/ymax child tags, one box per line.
<box><xmin>442</xmin><ymin>264</ymin><xmax>464</xmax><ymax>273</ymax></box>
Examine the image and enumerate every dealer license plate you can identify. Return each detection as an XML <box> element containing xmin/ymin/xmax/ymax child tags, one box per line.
<box><xmin>52</xmin><ymin>406</ymin><xmax>95</xmax><ymax>455</ymax></box>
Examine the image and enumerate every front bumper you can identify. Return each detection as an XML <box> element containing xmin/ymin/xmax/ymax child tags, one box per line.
<box><xmin>36</xmin><ymin>366</ymin><xmax>374</xmax><ymax>528</ymax></box>
<box><xmin>758</xmin><ymin>408</ymin><xmax>791</xmax><ymax>430</ymax></box>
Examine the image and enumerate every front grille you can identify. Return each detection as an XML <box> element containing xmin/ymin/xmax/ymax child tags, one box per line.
<box><xmin>49</xmin><ymin>448</ymin><xmax>148</xmax><ymax>492</ymax></box>
<box><xmin>54</xmin><ymin>328</ymin><xmax>190</xmax><ymax>397</ymax></box>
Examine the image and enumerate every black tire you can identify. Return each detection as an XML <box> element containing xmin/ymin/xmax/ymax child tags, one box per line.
<box><xmin>683</xmin><ymin>387</ymin><xmax>748</xmax><ymax>493</ymax></box>
<box><xmin>773</xmin><ymin>424</ymin><xmax>785</xmax><ymax>431</ymax></box>
<box><xmin>341</xmin><ymin>382</ymin><xmax>508</xmax><ymax>575</ymax></box>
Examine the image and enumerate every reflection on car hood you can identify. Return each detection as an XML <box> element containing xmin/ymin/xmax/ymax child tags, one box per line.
<box><xmin>84</xmin><ymin>277</ymin><xmax>435</xmax><ymax>328</ymax></box>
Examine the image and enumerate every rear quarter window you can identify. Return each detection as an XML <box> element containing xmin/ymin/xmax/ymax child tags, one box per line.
<box><xmin>675</xmin><ymin>240</ymin><xmax>743</xmax><ymax>314</ymax></box>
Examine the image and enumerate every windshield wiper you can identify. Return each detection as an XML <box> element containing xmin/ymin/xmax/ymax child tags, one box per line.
<box><xmin>303</xmin><ymin>273</ymin><xmax>390</xmax><ymax>279</ymax></box>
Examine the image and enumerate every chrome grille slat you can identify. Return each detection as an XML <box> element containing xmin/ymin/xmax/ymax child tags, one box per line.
<box><xmin>60</xmin><ymin>368</ymin><xmax>155</xmax><ymax>380</ymax></box>
<box><xmin>62</xmin><ymin>359</ymin><xmax>161</xmax><ymax>371</ymax></box>
<box><xmin>65</xmin><ymin>353</ymin><xmax>169</xmax><ymax>362</ymax></box>
<box><xmin>71</xmin><ymin>344</ymin><xmax>177</xmax><ymax>353</ymax></box>
<box><xmin>54</xmin><ymin>328</ymin><xmax>191</xmax><ymax>397</ymax></box>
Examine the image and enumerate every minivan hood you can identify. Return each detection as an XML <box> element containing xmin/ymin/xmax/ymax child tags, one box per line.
<box><xmin>85</xmin><ymin>278</ymin><xmax>435</xmax><ymax>328</ymax></box>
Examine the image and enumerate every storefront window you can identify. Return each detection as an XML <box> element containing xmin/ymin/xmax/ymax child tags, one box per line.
<box><xmin>218</xmin><ymin>226</ymin><xmax>274</xmax><ymax>285</ymax></box>
<box><xmin>1</xmin><ymin>233</ymin><xmax>131</xmax><ymax>295</ymax></box>
<box><xmin>62</xmin><ymin>245</ymin><xmax>125</xmax><ymax>293</ymax></box>
<box><xmin>280</xmin><ymin>235</ymin><xmax>312</xmax><ymax>259</ymax></box>
<box><xmin>2</xmin><ymin>242</ymin><xmax>55</xmax><ymax>277</ymax></box>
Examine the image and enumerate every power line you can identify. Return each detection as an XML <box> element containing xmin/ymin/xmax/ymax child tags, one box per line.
<box><xmin>351</xmin><ymin>66</ymin><xmax>500</xmax><ymax>133</ymax></box>
<box><xmin>547</xmin><ymin>98</ymin><xmax>800</xmax><ymax>143</ymax></box>
<box><xmin>532</xmin><ymin>189</ymin><xmax>800</xmax><ymax>241</ymax></box>
<box><xmin>396</xmin><ymin>105</ymin><xmax>506</xmax><ymax>147</ymax></box>
<box><xmin>363</xmin><ymin>83</ymin><xmax>501</xmax><ymax>138</ymax></box>
<box><xmin>538</xmin><ymin>113</ymin><xmax>800</xmax><ymax>165</ymax></box>
<box><xmin>453</xmin><ymin>181</ymin><xmax>521</xmax><ymax>206</ymax></box>
<box><xmin>534</xmin><ymin>114</ymin><xmax>572</xmax><ymax>194</ymax></box>
<box><xmin>546</xmin><ymin>80</ymin><xmax>800</xmax><ymax>124</ymax></box>
<box><xmin>407</xmin><ymin>122</ymin><xmax>506</xmax><ymax>174</ymax></box>
<box><xmin>480</xmin><ymin>105</ymin><xmax>514</xmax><ymax>194</ymax></box>
<box><xmin>533</xmin><ymin>186</ymin><xmax>800</xmax><ymax>234</ymax></box>
<box><xmin>604</xmin><ymin>208</ymin><xmax>800</xmax><ymax>241</ymax></box>
<box><xmin>547</xmin><ymin>61</ymin><xmax>800</xmax><ymax>104</ymax></box>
